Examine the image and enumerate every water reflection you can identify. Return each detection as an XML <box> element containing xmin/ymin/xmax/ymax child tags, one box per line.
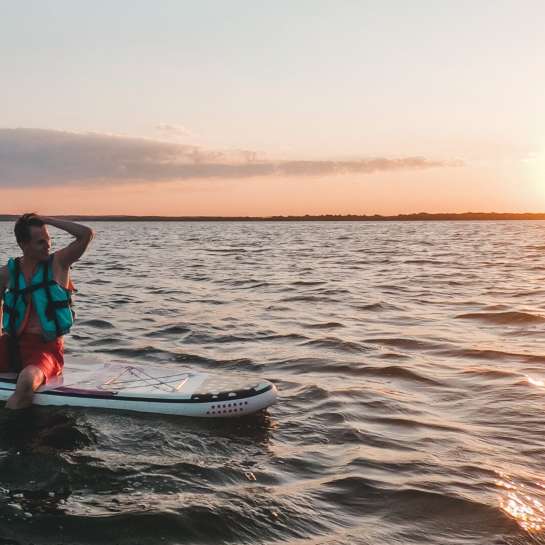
<box><xmin>526</xmin><ymin>376</ymin><xmax>545</xmax><ymax>388</ymax></box>
<box><xmin>498</xmin><ymin>473</ymin><xmax>545</xmax><ymax>533</ymax></box>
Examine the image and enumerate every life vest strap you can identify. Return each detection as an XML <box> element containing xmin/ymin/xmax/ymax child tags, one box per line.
<box><xmin>45</xmin><ymin>300</ymin><xmax>71</xmax><ymax>320</ymax></box>
<box><xmin>2</xmin><ymin>303</ymin><xmax>16</xmax><ymax>316</ymax></box>
<box><xmin>42</xmin><ymin>257</ymin><xmax>62</xmax><ymax>338</ymax></box>
<box><xmin>8</xmin><ymin>280</ymin><xmax>58</xmax><ymax>295</ymax></box>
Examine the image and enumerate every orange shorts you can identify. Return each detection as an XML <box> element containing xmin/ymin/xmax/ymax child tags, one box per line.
<box><xmin>0</xmin><ymin>333</ymin><xmax>64</xmax><ymax>382</ymax></box>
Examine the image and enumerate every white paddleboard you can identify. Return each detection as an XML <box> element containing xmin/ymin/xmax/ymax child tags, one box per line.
<box><xmin>0</xmin><ymin>361</ymin><xmax>277</xmax><ymax>417</ymax></box>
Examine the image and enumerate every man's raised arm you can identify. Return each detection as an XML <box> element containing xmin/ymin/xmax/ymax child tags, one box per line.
<box><xmin>42</xmin><ymin>216</ymin><xmax>95</xmax><ymax>267</ymax></box>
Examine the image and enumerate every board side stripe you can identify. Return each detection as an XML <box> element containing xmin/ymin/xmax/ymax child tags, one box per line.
<box><xmin>0</xmin><ymin>383</ymin><xmax>273</xmax><ymax>404</ymax></box>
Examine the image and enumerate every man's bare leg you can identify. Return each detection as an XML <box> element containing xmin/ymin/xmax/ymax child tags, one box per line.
<box><xmin>5</xmin><ymin>366</ymin><xmax>45</xmax><ymax>410</ymax></box>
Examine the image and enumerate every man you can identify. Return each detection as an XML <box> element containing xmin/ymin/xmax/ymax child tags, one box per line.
<box><xmin>0</xmin><ymin>214</ymin><xmax>94</xmax><ymax>409</ymax></box>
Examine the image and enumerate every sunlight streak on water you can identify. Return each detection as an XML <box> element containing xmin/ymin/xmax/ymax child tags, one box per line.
<box><xmin>499</xmin><ymin>474</ymin><xmax>545</xmax><ymax>533</ymax></box>
<box><xmin>527</xmin><ymin>376</ymin><xmax>545</xmax><ymax>387</ymax></box>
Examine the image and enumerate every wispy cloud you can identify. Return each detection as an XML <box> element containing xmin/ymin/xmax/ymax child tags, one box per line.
<box><xmin>0</xmin><ymin>128</ymin><xmax>460</xmax><ymax>188</ymax></box>
<box><xmin>154</xmin><ymin>123</ymin><xmax>196</xmax><ymax>141</ymax></box>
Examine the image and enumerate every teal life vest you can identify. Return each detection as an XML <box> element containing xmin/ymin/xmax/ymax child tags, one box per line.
<box><xmin>2</xmin><ymin>254</ymin><xmax>74</xmax><ymax>341</ymax></box>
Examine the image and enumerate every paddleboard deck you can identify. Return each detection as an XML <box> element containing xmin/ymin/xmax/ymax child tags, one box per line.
<box><xmin>0</xmin><ymin>362</ymin><xmax>277</xmax><ymax>417</ymax></box>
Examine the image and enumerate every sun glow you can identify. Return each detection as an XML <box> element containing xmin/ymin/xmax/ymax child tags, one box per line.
<box><xmin>523</xmin><ymin>151</ymin><xmax>545</xmax><ymax>195</ymax></box>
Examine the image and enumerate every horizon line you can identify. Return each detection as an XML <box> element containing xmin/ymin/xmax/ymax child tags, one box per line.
<box><xmin>2</xmin><ymin>212</ymin><xmax>545</xmax><ymax>222</ymax></box>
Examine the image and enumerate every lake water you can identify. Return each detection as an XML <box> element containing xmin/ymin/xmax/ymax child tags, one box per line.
<box><xmin>1</xmin><ymin>220</ymin><xmax>545</xmax><ymax>545</ymax></box>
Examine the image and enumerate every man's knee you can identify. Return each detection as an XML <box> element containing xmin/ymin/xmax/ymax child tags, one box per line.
<box><xmin>5</xmin><ymin>366</ymin><xmax>44</xmax><ymax>410</ymax></box>
<box><xmin>17</xmin><ymin>366</ymin><xmax>45</xmax><ymax>393</ymax></box>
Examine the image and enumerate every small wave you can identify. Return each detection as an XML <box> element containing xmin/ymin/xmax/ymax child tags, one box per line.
<box><xmin>205</xmin><ymin>356</ymin><xmax>259</xmax><ymax>371</ymax></box>
<box><xmin>184</xmin><ymin>332</ymin><xmax>246</xmax><ymax>344</ymax></box>
<box><xmin>98</xmin><ymin>346</ymin><xmax>171</xmax><ymax>358</ymax></box>
<box><xmin>223</xmin><ymin>279</ymin><xmax>270</xmax><ymax>289</ymax></box>
<box><xmin>365</xmin><ymin>415</ymin><xmax>463</xmax><ymax>433</ymax></box>
<box><xmin>374</xmin><ymin>284</ymin><xmax>410</xmax><ymax>292</ymax></box>
<box><xmin>302</xmin><ymin>337</ymin><xmax>372</xmax><ymax>354</ymax></box>
<box><xmin>352</xmin><ymin>302</ymin><xmax>401</xmax><ymax>312</ymax></box>
<box><xmin>147</xmin><ymin>287</ymin><xmax>188</xmax><ymax>295</ymax></box>
<box><xmin>316</xmin><ymin>475</ymin><xmax>391</xmax><ymax>509</ymax></box>
<box><xmin>280</xmin><ymin>295</ymin><xmax>337</xmax><ymax>303</ymax></box>
<box><xmin>272</xmin><ymin>357</ymin><xmax>329</xmax><ymax>374</ymax></box>
<box><xmin>235</xmin><ymin>282</ymin><xmax>270</xmax><ymax>289</ymax></box>
<box><xmin>289</xmin><ymin>384</ymin><xmax>330</xmax><ymax>403</ymax></box>
<box><xmin>379</xmin><ymin>352</ymin><xmax>411</xmax><ymax>361</ymax></box>
<box><xmin>80</xmin><ymin>319</ymin><xmax>115</xmax><ymax>329</ymax></box>
<box><xmin>205</xmin><ymin>247</ymin><xmax>247</xmax><ymax>253</ymax></box>
<box><xmin>364</xmin><ymin>337</ymin><xmax>442</xmax><ymax>351</ymax></box>
<box><xmin>144</xmin><ymin>325</ymin><xmax>192</xmax><ymax>337</ymax></box>
<box><xmin>173</xmin><ymin>352</ymin><xmax>217</xmax><ymax>365</ymax></box>
<box><xmin>110</xmin><ymin>297</ymin><xmax>135</xmax><ymax>305</ymax></box>
<box><xmin>184</xmin><ymin>331</ymin><xmax>306</xmax><ymax>345</ymax></box>
<box><xmin>262</xmin><ymin>333</ymin><xmax>309</xmax><ymax>342</ymax></box>
<box><xmin>437</xmin><ymin>348</ymin><xmax>545</xmax><ymax>363</ymax></box>
<box><xmin>265</xmin><ymin>305</ymin><xmax>293</xmax><ymax>311</ymax></box>
<box><xmin>87</xmin><ymin>337</ymin><xmax>124</xmax><ymax>347</ymax></box>
<box><xmin>461</xmin><ymin>366</ymin><xmax>519</xmax><ymax>380</ymax></box>
<box><xmin>456</xmin><ymin>311</ymin><xmax>545</xmax><ymax>324</ymax></box>
<box><xmin>280</xmin><ymin>360</ymin><xmax>439</xmax><ymax>385</ymax></box>
<box><xmin>184</xmin><ymin>274</ymin><xmax>210</xmax><ymax>281</ymax></box>
<box><xmin>403</xmin><ymin>259</ymin><xmax>442</xmax><ymax>264</ymax></box>
<box><xmin>513</xmin><ymin>290</ymin><xmax>545</xmax><ymax>298</ymax></box>
<box><xmin>483</xmin><ymin>304</ymin><xmax>510</xmax><ymax>311</ymax></box>
<box><xmin>301</xmin><ymin>322</ymin><xmax>344</xmax><ymax>330</ymax></box>
<box><xmin>393</xmin><ymin>488</ymin><xmax>512</xmax><ymax>527</ymax></box>
<box><xmin>319</xmin><ymin>288</ymin><xmax>351</xmax><ymax>296</ymax></box>
<box><xmin>319</xmin><ymin>476</ymin><xmax>511</xmax><ymax>527</ymax></box>
<box><xmin>358</xmin><ymin>364</ymin><xmax>440</xmax><ymax>385</ymax></box>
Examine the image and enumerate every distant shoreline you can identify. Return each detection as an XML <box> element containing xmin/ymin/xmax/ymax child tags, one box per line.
<box><xmin>1</xmin><ymin>213</ymin><xmax>545</xmax><ymax>222</ymax></box>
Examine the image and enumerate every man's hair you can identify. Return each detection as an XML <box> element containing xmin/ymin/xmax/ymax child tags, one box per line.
<box><xmin>14</xmin><ymin>213</ymin><xmax>44</xmax><ymax>245</ymax></box>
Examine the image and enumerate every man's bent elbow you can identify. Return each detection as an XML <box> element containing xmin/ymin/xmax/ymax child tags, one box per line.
<box><xmin>81</xmin><ymin>227</ymin><xmax>95</xmax><ymax>244</ymax></box>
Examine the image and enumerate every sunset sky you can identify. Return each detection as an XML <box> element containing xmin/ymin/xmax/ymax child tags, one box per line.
<box><xmin>1</xmin><ymin>1</ymin><xmax>544</xmax><ymax>216</ymax></box>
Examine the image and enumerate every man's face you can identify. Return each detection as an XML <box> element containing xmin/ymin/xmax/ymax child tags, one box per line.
<box><xmin>21</xmin><ymin>225</ymin><xmax>51</xmax><ymax>261</ymax></box>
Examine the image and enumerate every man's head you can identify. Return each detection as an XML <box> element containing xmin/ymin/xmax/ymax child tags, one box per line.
<box><xmin>14</xmin><ymin>213</ymin><xmax>51</xmax><ymax>261</ymax></box>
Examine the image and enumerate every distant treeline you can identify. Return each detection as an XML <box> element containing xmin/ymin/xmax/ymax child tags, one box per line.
<box><xmin>1</xmin><ymin>213</ymin><xmax>545</xmax><ymax>222</ymax></box>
